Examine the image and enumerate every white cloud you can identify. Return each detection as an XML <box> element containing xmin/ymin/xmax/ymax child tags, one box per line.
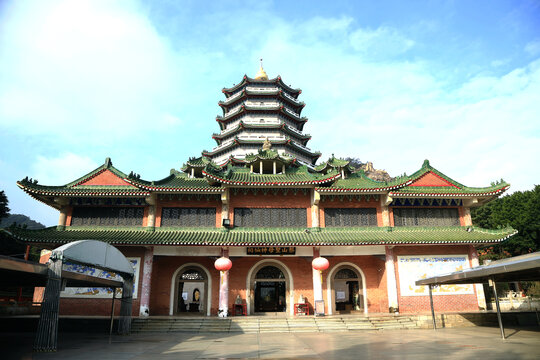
<box><xmin>349</xmin><ymin>26</ymin><xmax>415</xmax><ymax>57</ymax></box>
<box><xmin>525</xmin><ymin>40</ymin><xmax>540</xmax><ymax>56</ymax></box>
<box><xmin>32</xmin><ymin>153</ymin><xmax>99</xmax><ymax>185</ymax></box>
<box><xmin>0</xmin><ymin>0</ymin><xmax>180</xmax><ymax>144</ymax></box>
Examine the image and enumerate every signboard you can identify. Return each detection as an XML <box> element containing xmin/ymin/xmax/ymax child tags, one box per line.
<box><xmin>61</xmin><ymin>257</ymin><xmax>140</xmax><ymax>299</ymax></box>
<box><xmin>246</xmin><ymin>247</ymin><xmax>296</xmax><ymax>255</ymax></box>
<box><xmin>398</xmin><ymin>255</ymin><xmax>474</xmax><ymax>296</ymax></box>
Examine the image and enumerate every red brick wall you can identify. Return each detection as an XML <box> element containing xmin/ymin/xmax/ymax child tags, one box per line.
<box><xmin>78</xmin><ymin>169</ymin><xmax>136</xmax><ymax>187</ymax></box>
<box><xmin>59</xmin><ymin>246</ymin><xmax>146</xmax><ymax>316</ymax></box>
<box><xmin>392</xmin><ymin>245</ymin><xmax>479</xmax><ymax>313</ymax></box>
<box><xmin>147</xmin><ymin>253</ymin><xmax>386</xmax><ymax>315</ymax></box>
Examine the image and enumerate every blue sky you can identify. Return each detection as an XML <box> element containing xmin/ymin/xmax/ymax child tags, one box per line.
<box><xmin>1</xmin><ymin>0</ymin><xmax>539</xmax><ymax>226</ymax></box>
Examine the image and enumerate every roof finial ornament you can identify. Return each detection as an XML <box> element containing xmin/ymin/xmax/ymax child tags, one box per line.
<box><xmin>254</xmin><ymin>58</ymin><xmax>268</xmax><ymax>80</ymax></box>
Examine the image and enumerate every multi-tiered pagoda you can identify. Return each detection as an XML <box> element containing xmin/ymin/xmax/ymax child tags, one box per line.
<box><xmin>8</xmin><ymin>65</ymin><xmax>515</xmax><ymax>321</ymax></box>
<box><xmin>202</xmin><ymin>63</ymin><xmax>320</xmax><ymax>167</ymax></box>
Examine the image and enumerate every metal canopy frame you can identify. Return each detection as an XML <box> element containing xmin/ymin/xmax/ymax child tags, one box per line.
<box><xmin>1</xmin><ymin>240</ymin><xmax>135</xmax><ymax>352</ymax></box>
<box><xmin>416</xmin><ymin>251</ymin><xmax>540</xmax><ymax>339</ymax></box>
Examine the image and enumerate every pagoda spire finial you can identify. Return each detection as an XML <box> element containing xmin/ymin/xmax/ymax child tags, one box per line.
<box><xmin>254</xmin><ymin>58</ymin><xmax>268</xmax><ymax>80</ymax></box>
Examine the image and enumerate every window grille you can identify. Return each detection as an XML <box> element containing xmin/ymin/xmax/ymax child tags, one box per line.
<box><xmin>181</xmin><ymin>269</ymin><xmax>205</xmax><ymax>280</ymax></box>
<box><xmin>161</xmin><ymin>207</ymin><xmax>216</xmax><ymax>227</ymax></box>
<box><xmin>256</xmin><ymin>266</ymin><xmax>285</xmax><ymax>279</ymax></box>
<box><xmin>324</xmin><ymin>208</ymin><xmax>377</xmax><ymax>227</ymax></box>
<box><xmin>71</xmin><ymin>207</ymin><xmax>144</xmax><ymax>227</ymax></box>
<box><xmin>233</xmin><ymin>208</ymin><xmax>307</xmax><ymax>227</ymax></box>
<box><xmin>393</xmin><ymin>208</ymin><xmax>460</xmax><ymax>227</ymax></box>
<box><xmin>335</xmin><ymin>268</ymin><xmax>358</xmax><ymax>279</ymax></box>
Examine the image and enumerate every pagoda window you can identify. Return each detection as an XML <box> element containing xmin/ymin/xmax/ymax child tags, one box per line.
<box><xmin>70</xmin><ymin>206</ymin><xmax>144</xmax><ymax>227</ymax></box>
<box><xmin>233</xmin><ymin>208</ymin><xmax>307</xmax><ymax>227</ymax></box>
<box><xmin>161</xmin><ymin>207</ymin><xmax>216</xmax><ymax>227</ymax></box>
<box><xmin>393</xmin><ymin>208</ymin><xmax>460</xmax><ymax>227</ymax></box>
<box><xmin>324</xmin><ymin>208</ymin><xmax>377</xmax><ymax>227</ymax></box>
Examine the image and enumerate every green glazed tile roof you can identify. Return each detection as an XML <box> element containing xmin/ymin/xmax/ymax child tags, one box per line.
<box><xmin>124</xmin><ymin>172</ymin><xmax>224</xmax><ymax>193</ymax></box>
<box><xmin>3</xmin><ymin>226</ymin><xmax>517</xmax><ymax>247</ymax></box>
<box><xmin>316</xmin><ymin>159</ymin><xmax>510</xmax><ymax>196</ymax></box>
<box><xmin>17</xmin><ymin>158</ymin><xmax>150</xmax><ymax>196</ymax></box>
<box><xmin>203</xmin><ymin>166</ymin><xmax>341</xmax><ymax>186</ymax></box>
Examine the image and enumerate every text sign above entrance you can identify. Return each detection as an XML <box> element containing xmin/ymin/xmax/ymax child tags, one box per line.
<box><xmin>246</xmin><ymin>247</ymin><xmax>296</xmax><ymax>255</ymax></box>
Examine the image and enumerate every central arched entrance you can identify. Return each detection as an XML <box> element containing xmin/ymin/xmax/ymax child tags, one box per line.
<box><xmin>254</xmin><ymin>266</ymin><xmax>286</xmax><ymax>312</ymax></box>
<box><xmin>170</xmin><ymin>264</ymin><xmax>211</xmax><ymax>316</ymax></box>
<box><xmin>247</xmin><ymin>260</ymin><xmax>294</xmax><ymax>315</ymax></box>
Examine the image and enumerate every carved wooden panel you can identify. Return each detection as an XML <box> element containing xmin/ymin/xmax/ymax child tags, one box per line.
<box><xmin>71</xmin><ymin>207</ymin><xmax>144</xmax><ymax>226</ymax></box>
<box><xmin>233</xmin><ymin>208</ymin><xmax>307</xmax><ymax>227</ymax></box>
<box><xmin>393</xmin><ymin>208</ymin><xmax>460</xmax><ymax>227</ymax></box>
<box><xmin>161</xmin><ymin>207</ymin><xmax>216</xmax><ymax>227</ymax></box>
<box><xmin>324</xmin><ymin>208</ymin><xmax>377</xmax><ymax>227</ymax></box>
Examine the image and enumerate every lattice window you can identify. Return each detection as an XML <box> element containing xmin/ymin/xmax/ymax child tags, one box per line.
<box><xmin>181</xmin><ymin>269</ymin><xmax>205</xmax><ymax>280</ymax></box>
<box><xmin>256</xmin><ymin>266</ymin><xmax>285</xmax><ymax>279</ymax></box>
<box><xmin>324</xmin><ymin>208</ymin><xmax>377</xmax><ymax>227</ymax></box>
<box><xmin>233</xmin><ymin>208</ymin><xmax>307</xmax><ymax>227</ymax></box>
<box><xmin>161</xmin><ymin>207</ymin><xmax>216</xmax><ymax>227</ymax></box>
<box><xmin>71</xmin><ymin>207</ymin><xmax>144</xmax><ymax>227</ymax></box>
<box><xmin>393</xmin><ymin>208</ymin><xmax>460</xmax><ymax>227</ymax></box>
<box><xmin>335</xmin><ymin>268</ymin><xmax>358</xmax><ymax>279</ymax></box>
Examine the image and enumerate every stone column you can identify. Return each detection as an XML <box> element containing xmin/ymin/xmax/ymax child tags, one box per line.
<box><xmin>218</xmin><ymin>248</ymin><xmax>230</xmax><ymax>317</ymax></box>
<box><xmin>145</xmin><ymin>194</ymin><xmax>157</xmax><ymax>229</ymax></box>
<box><xmin>54</xmin><ymin>197</ymin><xmax>70</xmax><ymax>229</ymax></box>
<box><xmin>311</xmin><ymin>189</ymin><xmax>320</xmax><ymax>228</ymax></box>
<box><xmin>470</xmin><ymin>245</ymin><xmax>487</xmax><ymax>310</ymax></box>
<box><xmin>380</xmin><ymin>194</ymin><xmax>392</xmax><ymax>227</ymax></box>
<box><xmin>221</xmin><ymin>188</ymin><xmax>229</xmax><ymax>227</ymax></box>
<box><xmin>463</xmin><ymin>207</ymin><xmax>472</xmax><ymax>226</ymax></box>
<box><xmin>312</xmin><ymin>247</ymin><xmax>323</xmax><ymax>303</ymax></box>
<box><xmin>139</xmin><ymin>247</ymin><xmax>154</xmax><ymax>317</ymax></box>
<box><xmin>273</xmin><ymin>161</ymin><xmax>277</xmax><ymax>174</ymax></box>
<box><xmin>385</xmin><ymin>246</ymin><xmax>399</xmax><ymax>313</ymax></box>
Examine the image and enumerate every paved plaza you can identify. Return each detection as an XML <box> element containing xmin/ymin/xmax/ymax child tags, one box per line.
<box><xmin>3</xmin><ymin>327</ymin><xmax>540</xmax><ymax>360</ymax></box>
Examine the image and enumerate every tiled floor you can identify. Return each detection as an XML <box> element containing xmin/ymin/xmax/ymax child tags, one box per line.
<box><xmin>4</xmin><ymin>327</ymin><xmax>540</xmax><ymax>359</ymax></box>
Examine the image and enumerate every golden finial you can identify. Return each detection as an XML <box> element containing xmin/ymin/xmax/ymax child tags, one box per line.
<box><xmin>254</xmin><ymin>58</ymin><xmax>268</xmax><ymax>80</ymax></box>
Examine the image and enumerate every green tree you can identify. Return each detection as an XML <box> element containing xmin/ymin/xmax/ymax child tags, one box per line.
<box><xmin>0</xmin><ymin>190</ymin><xmax>9</xmax><ymax>220</ymax></box>
<box><xmin>472</xmin><ymin>185</ymin><xmax>540</xmax><ymax>260</ymax></box>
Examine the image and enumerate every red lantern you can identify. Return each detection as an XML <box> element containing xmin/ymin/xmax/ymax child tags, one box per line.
<box><xmin>312</xmin><ymin>257</ymin><xmax>329</xmax><ymax>271</ymax></box>
<box><xmin>214</xmin><ymin>257</ymin><xmax>232</xmax><ymax>271</ymax></box>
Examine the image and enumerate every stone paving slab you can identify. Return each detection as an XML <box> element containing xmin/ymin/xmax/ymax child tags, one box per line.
<box><xmin>3</xmin><ymin>327</ymin><xmax>540</xmax><ymax>359</ymax></box>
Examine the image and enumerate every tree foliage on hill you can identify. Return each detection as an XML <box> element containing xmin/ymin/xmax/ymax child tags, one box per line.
<box><xmin>0</xmin><ymin>190</ymin><xmax>9</xmax><ymax>220</ymax></box>
<box><xmin>472</xmin><ymin>185</ymin><xmax>540</xmax><ymax>261</ymax></box>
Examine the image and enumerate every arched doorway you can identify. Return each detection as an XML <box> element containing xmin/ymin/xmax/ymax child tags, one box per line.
<box><xmin>254</xmin><ymin>266</ymin><xmax>286</xmax><ymax>312</ymax></box>
<box><xmin>170</xmin><ymin>264</ymin><xmax>211</xmax><ymax>316</ymax></box>
<box><xmin>247</xmin><ymin>260</ymin><xmax>294</xmax><ymax>315</ymax></box>
<box><xmin>326</xmin><ymin>263</ymin><xmax>368</xmax><ymax>315</ymax></box>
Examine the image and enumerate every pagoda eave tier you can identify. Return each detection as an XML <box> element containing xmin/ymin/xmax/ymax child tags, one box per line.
<box><xmin>202</xmin><ymin>140</ymin><xmax>321</xmax><ymax>162</ymax></box>
<box><xmin>212</xmin><ymin>123</ymin><xmax>311</xmax><ymax>144</ymax></box>
<box><xmin>4</xmin><ymin>226</ymin><xmax>517</xmax><ymax>247</ymax></box>
<box><xmin>216</xmin><ymin>106</ymin><xmax>307</xmax><ymax>125</ymax></box>
<box><xmin>222</xmin><ymin>75</ymin><xmax>301</xmax><ymax>98</ymax></box>
<box><xmin>218</xmin><ymin>90</ymin><xmax>305</xmax><ymax>110</ymax></box>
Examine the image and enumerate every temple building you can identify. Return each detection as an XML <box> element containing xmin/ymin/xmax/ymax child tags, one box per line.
<box><xmin>11</xmin><ymin>65</ymin><xmax>516</xmax><ymax>318</ymax></box>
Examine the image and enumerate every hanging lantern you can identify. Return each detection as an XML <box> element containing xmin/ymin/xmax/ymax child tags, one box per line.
<box><xmin>214</xmin><ymin>257</ymin><xmax>232</xmax><ymax>271</ymax></box>
<box><xmin>312</xmin><ymin>257</ymin><xmax>329</xmax><ymax>271</ymax></box>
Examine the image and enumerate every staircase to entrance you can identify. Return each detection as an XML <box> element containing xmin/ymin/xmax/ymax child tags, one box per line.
<box><xmin>131</xmin><ymin>315</ymin><xmax>419</xmax><ymax>333</ymax></box>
